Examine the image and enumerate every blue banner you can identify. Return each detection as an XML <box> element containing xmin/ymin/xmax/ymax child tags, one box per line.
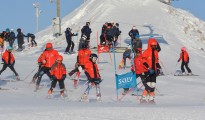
<box><xmin>115</xmin><ymin>72</ymin><xmax>137</xmax><ymax>89</ymax></box>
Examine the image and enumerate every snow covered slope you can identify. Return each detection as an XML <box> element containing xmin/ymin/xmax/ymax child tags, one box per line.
<box><xmin>0</xmin><ymin>0</ymin><xmax>205</xmax><ymax>119</ymax></box>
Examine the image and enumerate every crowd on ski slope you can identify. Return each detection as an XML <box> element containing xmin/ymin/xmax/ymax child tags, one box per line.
<box><xmin>0</xmin><ymin>21</ymin><xmax>192</xmax><ymax>103</ymax></box>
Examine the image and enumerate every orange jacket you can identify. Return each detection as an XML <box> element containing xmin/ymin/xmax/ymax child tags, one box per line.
<box><xmin>134</xmin><ymin>54</ymin><xmax>148</xmax><ymax>74</ymax></box>
<box><xmin>77</xmin><ymin>49</ymin><xmax>91</xmax><ymax>66</ymax></box>
<box><xmin>179</xmin><ymin>51</ymin><xmax>189</xmax><ymax>62</ymax></box>
<box><xmin>142</xmin><ymin>48</ymin><xmax>159</xmax><ymax>70</ymax></box>
<box><xmin>2</xmin><ymin>50</ymin><xmax>15</xmax><ymax>65</ymax></box>
<box><xmin>50</xmin><ymin>62</ymin><xmax>66</xmax><ymax>80</ymax></box>
<box><xmin>84</xmin><ymin>61</ymin><xmax>101</xmax><ymax>79</ymax></box>
<box><xmin>41</xmin><ymin>49</ymin><xmax>59</xmax><ymax>68</ymax></box>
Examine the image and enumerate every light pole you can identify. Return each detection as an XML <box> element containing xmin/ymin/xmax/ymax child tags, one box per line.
<box><xmin>49</xmin><ymin>0</ymin><xmax>61</xmax><ymax>36</ymax></box>
<box><xmin>33</xmin><ymin>2</ymin><xmax>42</xmax><ymax>34</ymax></box>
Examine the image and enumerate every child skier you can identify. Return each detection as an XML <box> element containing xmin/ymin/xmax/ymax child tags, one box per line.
<box><xmin>68</xmin><ymin>43</ymin><xmax>91</xmax><ymax>89</ymax></box>
<box><xmin>119</xmin><ymin>45</ymin><xmax>131</xmax><ymax>69</ymax></box>
<box><xmin>177</xmin><ymin>47</ymin><xmax>192</xmax><ymax>75</ymax></box>
<box><xmin>141</xmin><ymin>40</ymin><xmax>161</xmax><ymax>104</ymax></box>
<box><xmin>48</xmin><ymin>55</ymin><xmax>67</xmax><ymax>98</ymax></box>
<box><xmin>81</xmin><ymin>53</ymin><xmax>102</xmax><ymax>102</ymax></box>
<box><xmin>0</xmin><ymin>46</ymin><xmax>20</xmax><ymax>80</ymax></box>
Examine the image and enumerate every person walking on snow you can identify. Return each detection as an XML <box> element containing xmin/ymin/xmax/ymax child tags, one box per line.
<box><xmin>141</xmin><ymin>40</ymin><xmax>161</xmax><ymax>104</ymax></box>
<box><xmin>64</xmin><ymin>27</ymin><xmax>78</xmax><ymax>54</ymax></box>
<box><xmin>48</xmin><ymin>55</ymin><xmax>66</xmax><ymax>98</ymax></box>
<box><xmin>0</xmin><ymin>46</ymin><xmax>20</xmax><ymax>80</ymax></box>
<box><xmin>35</xmin><ymin>43</ymin><xmax>59</xmax><ymax>91</ymax></box>
<box><xmin>177</xmin><ymin>47</ymin><xmax>192</xmax><ymax>75</ymax></box>
<box><xmin>81</xmin><ymin>53</ymin><xmax>102</xmax><ymax>101</ymax></box>
<box><xmin>68</xmin><ymin>43</ymin><xmax>91</xmax><ymax>89</ymax></box>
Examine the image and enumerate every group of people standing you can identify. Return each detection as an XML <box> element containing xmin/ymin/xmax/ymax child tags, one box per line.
<box><xmin>0</xmin><ymin>28</ymin><xmax>37</xmax><ymax>52</ymax></box>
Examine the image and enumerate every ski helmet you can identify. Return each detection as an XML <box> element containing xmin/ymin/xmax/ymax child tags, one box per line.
<box><xmin>86</xmin><ymin>22</ymin><xmax>90</xmax><ymax>26</ymax></box>
<box><xmin>57</xmin><ymin>55</ymin><xmax>63</xmax><ymax>61</ymax></box>
<box><xmin>6</xmin><ymin>28</ymin><xmax>10</xmax><ymax>32</ymax></box>
<box><xmin>66</xmin><ymin>27</ymin><xmax>71</xmax><ymax>31</ymax></box>
<box><xmin>136</xmin><ymin>48</ymin><xmax>142</xmax><ymax>53</ymax></box>
<box><xmin>46</xmin><ymin>43</ymin><xmax>53</xmax><ymax>49</ymax></box>
<box><xmin>115</xmin><ymin>23</ymin><xmax>119</xmax><ymax>27</ymax></box>
<box><xmin>7</xmin><ymin>46</ymin><xmax>13</xmax><ymax>50</ymax></box>
<box><xmin>150</xmin><ymin>41</ymin><xmax>157</xmax><ymax>46</ymax></box>
<box><xmin>90</xmin><ymin>53</ymin><xmax>98</xmax><ymax>59</ymax></box>
<box><xmin>181</xmin><ymin>47</ymin><xmax>186</xmax><ymax>52</ymax></box>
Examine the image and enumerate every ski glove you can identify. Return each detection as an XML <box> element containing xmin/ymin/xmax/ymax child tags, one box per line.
<box><xmin>148</xmin><ymin>69</ymin><xmax>155</xmax><ymax>75</ymax></box>
<box><xmin>51</xmin><ymin>75</ymin><xmax>56</xmax><ymax>80</ymax></box>
<box><xmin>62</xmin><ymin>75</ymin><xmax>66</xmax><ymax>80</ymax></box>
<box><xmin>177</xmin><ymin>59</ymin><xmax>180</xmax><ymax>62</ymax></box>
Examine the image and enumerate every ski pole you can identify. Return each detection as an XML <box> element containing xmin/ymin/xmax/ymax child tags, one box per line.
<box><xmin>172</xmin><ymin>62</ymin><xmax>179</xmax><ymax>75</ymax></box>
<box><xmin>23</xmin><ymin>65</ymin><xmax>38</xmax><ymax>81</ymax></box>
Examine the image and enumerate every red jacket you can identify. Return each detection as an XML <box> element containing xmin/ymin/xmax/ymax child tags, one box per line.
<box><xmin>142</xmin><ymin>48</ymin><xmax>159</xmax><ymax>70</ymax></box>
<box><xmin>134</xmin><ymin>54</ymin><xmax>148</xmax><ymax>74</ymax></box>
<box><xmin>179</xmin><ymin>51</ymin><xmax>189</xmax><ymax>62</ymax></box>
<box><xmin>2</xmin><ymin>50</ymin><xmax>15</xmax><ymax>65</ymax></box>
<box><xmin>84</xmin><ymin>61</ymin><xmax>101</xmax><ymax>79</ymax></box>
<box><xmin>78</xmin><ymin>49</ymin><xmax>91</xmax><ymax>66</ymax></box>
<box><xmin>50</xmin><ymin>62</ymin><xmax>66</xmax><ymax>80</ymax></box>
<box><xmin>41</xmin><ymin>49</ymin><xmax>59</xmax><ymax>68</ymax></box>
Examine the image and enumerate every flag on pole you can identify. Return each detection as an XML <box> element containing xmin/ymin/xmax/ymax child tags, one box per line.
<box><xmin>115</xmin><ymin>71</ymin><xmax>137</xmax><ymax>89</ymax></box>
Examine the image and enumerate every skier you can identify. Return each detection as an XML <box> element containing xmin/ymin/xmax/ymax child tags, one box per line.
<box><xmin>100</xmin><ymin>22</ymin><xmax>108</xmax><ymax>45</ymax></box>
<box><xmin>64</xmin><ymin>27</ymin><xmax>78</xmax><ymax>54</ymax></box>
<box><xmin>106</xmin><ymin>22</ymin><xmax>115</xmax><ymax>47</ymax></box>
<box><xmin>35</xmin><ymin>43</ymin><xmax>59</xmax><ymax>91</ymax></box>
<box><xmin>141</xmin><ymin>41</ymin><xmax>161</xmax><ymax>104</ymax></box>
<box><xmin>128</xmin><ymin>26</ymin><xmax>139</xmax><ymax>42</ymax></box>
<box><xmin>31</xmin><ymin>52</ymin><xmax>45</xmax><ymax>83</ymax></box>
<box><xmin>177</xmin><ymin>47</ymin><xmax>192</xmax><ymax>75</ymax></box>
<box><xmin>0</xmin><ymin>46</ymin><xmax>20</xmax><ymax>80</ymax></box>
<box><xmin>81</xmin><ymin>22</ymin><xmax>92</xmax><ymax>48</ymax></box>
<box><xmin>119</xmin><ymin>45</ymin><xmax>131</xmax><ymax>69</ymax></box>
<box><xmin>78</xmin><ymin>35</ymin><xmax>87</xmax><ymax>51</ymax></box>
<box><xmin>48</xmin><ymin>55</ymin><xmax>66</xmax><ymax>98</ymax></box>
<box><xmin>123</xmin><ymin>48</ymin><xmax>148</xmax><ymax>95</ymax></box>
<box><xmin>0</xmin><ymin>35</ymin><xmax>4</xmax><ymax>53</ymax></box>
<box><xmin>81</xmin><ymin>53</ymin><xmax>102</xmax><ymax>102</ymax></box>
<box><xmin>68</xmin><ymin>43</ymin><xmax>91</xmax><ymax>89</ymax></box>
<box><xmin>132</xmin><ymin>34</ymin><xmax>142</xmax><ymax>52</ymax></box>
<box><xmin>113</xmin><ymin>23</ymin><xmax>121</xmax><ymax>46</ymax></box>
<box><xmin>16</xmin><ymin>28</ymin><xmax>26</xmax><ymax>51</ymax></box>
<box><xmin>27</xmin><ymin>33</ymin><xmax>37</xmax><ymax>47</ymax></box>
<box><xmin>8</xmin><ymin>29</ymin><xmax>15</xmax><ymax>47</ymax></box>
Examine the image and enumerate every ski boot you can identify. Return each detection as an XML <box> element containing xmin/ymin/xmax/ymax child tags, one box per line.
<box><xmin>81</xmin><ymin>93</ymin><xmax>89</xmax><ymax>102</ymax></box>
<box><xmin>60</xmin><ymin>91</ymin><xmax>65</xmax><ymax>99</ymax></box>
<box><xmin>47</xmin><ymin>89</ymin><xmax>53</xmax><ymax>99</ymax></box>
<box><xmin>140</xmin><ymin>96</ymin><xmax>147</xmax><ymax>104</ymax></box>
<box><xmin>96</xmin><ymin>93</ymin><xmax>102</xmax><ymax>102</ymax></box>
<box><xmin>16</xmin><ymin>76</ymin><xmax>20</xmax><ymax>81</ymax></box>
<box><xmin>73</xmin><ymin>80</ymin><xmax>78</xmax><ymax>89</ymax></box>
